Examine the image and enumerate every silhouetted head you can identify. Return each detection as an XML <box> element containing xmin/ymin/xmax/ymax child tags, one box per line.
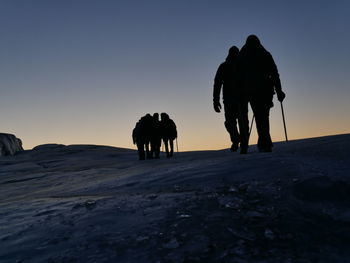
<box><xmin>142</xmin><ymin>113</ymin><xmax>152</xmax><ymax>123</ymax></box>
<box><xmin>226</xmin><ymin>46</ymin><xmax>239</xmax><ymax>61</ymax></box>
<box><xmin>245</xmin><ymin>35</ymin><xmax>261</xmax><ymax>47</ymax></box>
<box><xmin>229</xmin><ymin>46</ymin><xmax>239</xmax><ymax>56</ymax></box>
<box><xmin>160</xmin><ymin>112</ymin><xmax>169</xmax><ymax>121</ymax></box>
<box><xmin>153</xmin><ymin>113</ymin><xmax>159</xmax><ymax>120</ymax></box>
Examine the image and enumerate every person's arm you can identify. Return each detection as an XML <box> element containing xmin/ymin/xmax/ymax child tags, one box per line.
<box><xmin>268</xmin><ymin>53</ymin><xmax>285</xmax><ymax>102</ymax></box>
<box><xmin>171</xmin><ymin>120</ymin><xmax>177</xmax><ymax>138</ymax></box>
<box><xmin>174</xmin><ymin>126</ymin><xmax>177</xmax><ymax>139</ymax></box>
<box><xmin>213</xmin><ymin>63</ymin><xmax>224</xmax><ymax>112</ymax></box>
<box><xmin>132</xmin><ymin>127</ymin><xmax>137</xmax><ymax>144</ymax></box>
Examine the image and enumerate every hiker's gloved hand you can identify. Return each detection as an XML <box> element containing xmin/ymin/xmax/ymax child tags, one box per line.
<box><xmin>277</xmin><ymin>91</ymin><xmax>286</xmax><ymax>102</ymax></box>
<box><xmin>213</xmin><ymin>100</ymin><xmax>222</xmax><ymax>113</ymax></box>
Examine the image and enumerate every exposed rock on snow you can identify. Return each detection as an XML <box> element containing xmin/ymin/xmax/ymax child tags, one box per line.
<box><xmin>32</xmin><ymin>143</ymin><xmax>65</xmax><ymax>151</ymax></box>
<box><xmin>0</xmin><ymin>133</ymin><xmax>23</xmax><ymax>156</ymax></box>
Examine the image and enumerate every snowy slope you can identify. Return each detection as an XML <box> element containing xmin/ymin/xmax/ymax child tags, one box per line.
<box><xmin>1</xmin><ymin>134</ymin><xmax>350</xmax><ymax>263</ymax></box>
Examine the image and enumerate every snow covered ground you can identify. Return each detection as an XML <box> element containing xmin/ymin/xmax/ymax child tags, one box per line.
<box><xmin>1</xmin><ymin>134</ymin><xmax>350</xmax><ymax>263</ymax></box>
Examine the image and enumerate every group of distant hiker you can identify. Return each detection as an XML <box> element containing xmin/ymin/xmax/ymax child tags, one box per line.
<box><xmin>213</xmin><ymin>34</ymin><xmax>286</xmax><ymax>154</ymax></box>
<box><xmin>132</xmin><ymin>34</ymin><xmax>286</xmax><ymax>159</ymax></box>
<box><xmin>132</xmin><ymin>113</ymin><xmax>177</xmax><ymax>160</ymax></box>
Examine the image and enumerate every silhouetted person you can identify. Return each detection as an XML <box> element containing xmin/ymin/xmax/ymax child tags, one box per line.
<box><xmin>151</xmin><ymin>113</ymin><xmax>161</xmax><ymax>159</ymax></box>
<box><xmin>213</xmin><ymin>46</ymin><xmax>249</xmax><ymax>154</ymax></box>
<box><xmin>160</xmin><ymin>113</ymin><xmax>177</xmax><ymax>158</ymax></box>
<box><xmin>132</xmin><ymin>114</ymin><xmax>153</xmax><ymax>160</ymax></box>
<box><xmin>238</xmin><ymin>35</ymin><xmax>286</xmax><ymax>152</ymax></box>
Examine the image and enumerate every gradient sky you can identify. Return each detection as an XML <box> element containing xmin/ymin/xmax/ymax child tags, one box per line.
<box><xmin>1</xmin><ymin>0</ymin><xmax>349</xmax><ymax>151</ymax></box>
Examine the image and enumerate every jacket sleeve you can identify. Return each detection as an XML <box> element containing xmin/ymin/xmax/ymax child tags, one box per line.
<box><xmin>267</xmin><ymin>53</ymin><xmax>282</xmax><ymax>93</ymax></box>
<box><xmin>132</xmin><ymin>128</ymin><xmax>136</xmax><ymax>144</ymax></box>
<box><xmin>173</xmin><ymin>121</ymin><xmax>178</xmax><ymax>139</ymax></box>
<box><xmin>213</xmin><ymin>63</ymin><xmax>224</xmax><ymax>102</ymax></box>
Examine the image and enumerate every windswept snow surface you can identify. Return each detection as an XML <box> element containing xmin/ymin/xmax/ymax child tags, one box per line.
<box><xmin>1</xmin><ymin>134</ymin><xmax>350</xmax><ymax>263</ymax></box>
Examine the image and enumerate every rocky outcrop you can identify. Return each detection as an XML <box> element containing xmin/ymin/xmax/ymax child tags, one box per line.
<box><xmin>0</xmin><ymin>133</ymin><xmax>24</xmax><ymax>156</ymax></box>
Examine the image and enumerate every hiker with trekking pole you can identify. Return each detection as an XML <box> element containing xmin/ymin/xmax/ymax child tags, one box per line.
<box><xmin>160</xmin><ymin>112</ymin><xmax>177</xmax><ymax>158</ymax></box>
<box><xmin>237</xmin><ymin>35</ymin><xmax>286</xmax><ymax>152</ymax></box>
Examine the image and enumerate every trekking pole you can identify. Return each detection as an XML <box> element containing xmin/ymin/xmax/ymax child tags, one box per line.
<box><xmin>280</xmin><ymin>102</ymin><xmax>288</xmax><ymax>142</ymax></box>
<box><xmin>176</xmin><ymin>138</ymin><xmax>179</xmax><ymax>153</ymax></box>
<box><xmin>248</xmin><ymin>114</ymin><xmax>255</xmax><ymax>140</ymax></box>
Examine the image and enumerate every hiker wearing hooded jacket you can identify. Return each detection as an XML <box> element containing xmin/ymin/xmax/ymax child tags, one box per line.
<box><xmin>213</xmin><ymin>46</ymin><xmax>249</xmax><ymax>154</ymax></box>
<box><xmin>237</xmin><ymin>35</ymin><xmax>286</xmax><ymax>152</ymax></box>
<box><xmin>132</xmin><ymin>114</ymin><xmax>153</xmax><ymax>160</ymax></box>
<box><xmin>160</xmin><ymin>113</ymin><xmax>177</xmax><ymax>158</ymax></box>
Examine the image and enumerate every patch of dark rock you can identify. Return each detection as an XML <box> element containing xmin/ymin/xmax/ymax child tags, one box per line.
<box><xmin>148</xmin><ymin>181</ymin><xmax>350</xmax><ymax>262</ymax></box>
<box><xmin>293</xmin><ymin>176</ymin><xmax>350</xmax><ymax>203</ymax></box>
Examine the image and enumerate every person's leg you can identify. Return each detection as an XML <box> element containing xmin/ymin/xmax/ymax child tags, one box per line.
<box><xmin>250</xmin><ymin>99</ymin><xmax>263</xmax><ymax>150</ymax></box>
<box><xmin>250</xmin><ymin>99</ymin><xmax>272</xmax><ymax>152</ymax></box>
<box><xmin>145</xmin><ymin>142</ymin><xmax>152</xmax><ymax>159</ymax></box>
<box><xmin>155</xmin><ymin>138</ymin><xmax>161</xmax><ymax>158</ymax></box>
<box><xmin>169</xmin><ymin>140</ymin><xmax>174</xmax><ymax>157</ymax></box>
<box><xmin>150</xmin><ymin>140</ymin><xmax>155</xmax><ymax>158</ymax></box>
<box><xmin>237</xmin><ymin>101</ymin><xmax>249</xmax><ymax>154</ymax></box>
<box><xmin>137</xmin><ymin>142</ymin><xmax>145</xmax><ymax>160</ymax></box>
<box><xmin>224</xmin><ymin>103</ymin><xmax>240</xmax><ymax>151</ymax></box>
<box><xmin>260</xmin><ymin>105</ymin><xmax>272</xmax><ymax>151</ymax></box>
<box><xmin>163</xmin><ymin>139</ymin><xmax>170</xmax><ymax>157</ymax></box>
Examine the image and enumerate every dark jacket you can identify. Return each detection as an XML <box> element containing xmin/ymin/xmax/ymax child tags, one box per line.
<box><xmin>132</xmin><ymin>114</ymin><xmax>153</xmax><ymax>145</ymax></box>
<box><xmin>237</xmin><ymin>41</ymin><xmax>282</xmax><ymax>100</ymax></box>
<box><xmin>213</xmin><ymin>47</ymin><xmax>240</xmax><ymax>104</ymax></box>
<box><xmin>160</xmin><ymin>113</ymin><xmax>177</xmax><ymax>140</ymax></box>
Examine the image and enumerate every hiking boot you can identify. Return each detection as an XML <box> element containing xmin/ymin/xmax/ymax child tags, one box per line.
<box><xmin>258</xmin><ymin>146</ymin><xmax>272</xmax><ymax>153</ymax></box>
<box><xmin>230</xmin><ymin>142</ymin><xmax>239</xmax><ymax>152</ymax></box>
<box><xmin>240</xmin><ymin>147</ymin><xmax>248</xmax><ymax>154</ymax></box>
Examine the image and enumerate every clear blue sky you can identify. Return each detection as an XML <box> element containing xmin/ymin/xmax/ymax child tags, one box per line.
<box><xmin>1</xmin><ymin>0</ymin><xmax>349</xmax><ymax>150</ymax></box>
